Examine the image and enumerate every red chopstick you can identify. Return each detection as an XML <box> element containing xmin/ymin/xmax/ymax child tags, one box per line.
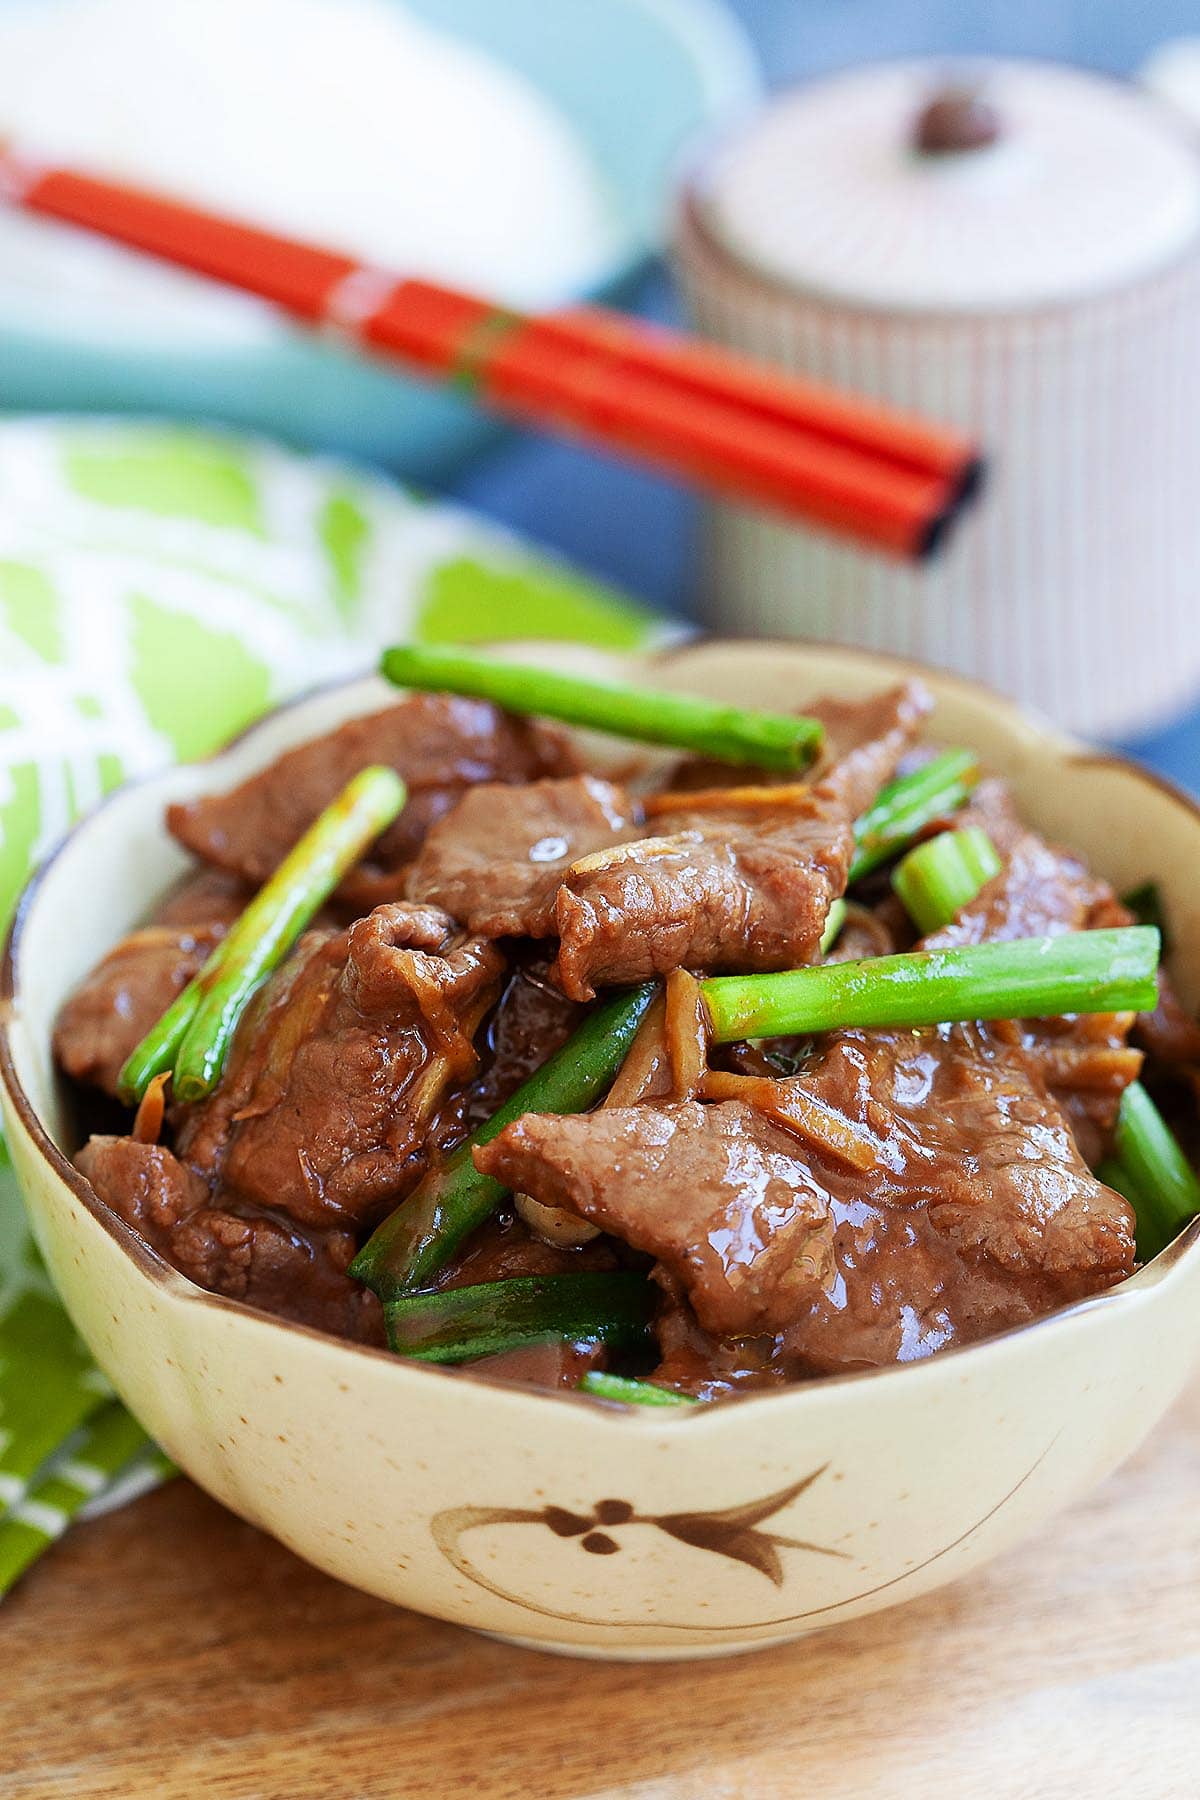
<box><xmin>536</xmin><ymin>308</ymin><xmax>970</xmax><ymax>486</ymax></box>
<box><xmin>0</xmin><ymin>147</ymin><xmax>982</xmax><ymax>557</ymax></box>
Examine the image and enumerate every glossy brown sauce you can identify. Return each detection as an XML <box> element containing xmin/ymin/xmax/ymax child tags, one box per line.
<box><xmin>54</xmin><ymin>685</ymin><xmax>1177</xmax><ymax>1399</ymax></box>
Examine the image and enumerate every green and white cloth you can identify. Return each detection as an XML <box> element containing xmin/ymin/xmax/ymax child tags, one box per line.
<box><xmin>0</xmin><ymin>417</ymin><xmax>659</xmax><ymax>1596</ymax></box>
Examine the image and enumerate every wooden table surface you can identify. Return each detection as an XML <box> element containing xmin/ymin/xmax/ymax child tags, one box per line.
<box><xmin>3</xmin><ymin>1383</ymin><xmax>1198</xmax><ymax>1800</ymax></box>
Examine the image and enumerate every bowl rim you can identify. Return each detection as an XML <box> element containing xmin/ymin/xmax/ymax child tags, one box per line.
<box><xmin>3</xmin><ymin>634</ymin><xmax>1200</xmax><ymax>1418</ymax></box>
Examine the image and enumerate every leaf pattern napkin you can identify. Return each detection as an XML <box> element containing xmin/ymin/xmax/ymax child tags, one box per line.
<box><xmin>0</xmin><ymin>417</ymin><xmax>656</xmax><ymax>1596</ymax></box>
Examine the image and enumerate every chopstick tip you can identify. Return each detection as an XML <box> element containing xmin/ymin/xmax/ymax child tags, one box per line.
<box><xmin>918</xmin><ymin>453</ymin><xmax>986</xmax><ymax>560</ymax></box>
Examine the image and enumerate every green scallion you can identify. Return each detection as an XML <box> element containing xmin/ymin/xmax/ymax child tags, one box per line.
<box><xmin>1112</xmin><ymin>1081</ymin><xmax>1200</xmax><ymax>1261</ymax></box>
<box><xmin>892</xmin><ymin>826</ymin><xmax>1002</xmax><ymax>935</ymax></box>
<box><xmin>120</xmin><ymin>765</ymin><xmax>406</xmax><ymax>1106</ymax></box>
<box><xmin>849</xmin><ymin>749</ymin><xmax>979</xmax><ymax>883</ymax></box>
<box><xmin>384</xmin><ymin>1273</ymin><xmax>655</xmax><ymax>1362</ymax></box>
<box><xmin>579</xmin><ymin>1372</ymin><xmax>698</xmax><ymax>1407</ymax></box>
<box><xmin>700</xmin><ymin>927</ymin><xmax>1160</xmax><ymax>1044</ymax></box>
<box><xmin>380</xmin><ymin>643</ymin><xmax>824</xmax><ymax>772</ymax></box>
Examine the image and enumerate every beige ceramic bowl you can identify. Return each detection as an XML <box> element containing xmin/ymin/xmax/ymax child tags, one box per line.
<box><xmin>3</xmin><ymin>640</ymin><xmax>1200</xmax><ymax>1661</ymax></box>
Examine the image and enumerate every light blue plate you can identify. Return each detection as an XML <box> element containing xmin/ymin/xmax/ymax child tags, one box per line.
<box><xmin>0</xmin><ymin>0</ymin><xmax>759</xmax><ymax>478</ymax></box>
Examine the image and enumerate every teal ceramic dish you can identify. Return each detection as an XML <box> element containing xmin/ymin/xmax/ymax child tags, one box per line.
<box><xmin>0</xmin><ymin>0</ymin><xmax>759</xmax><ymax>478</ymax></box>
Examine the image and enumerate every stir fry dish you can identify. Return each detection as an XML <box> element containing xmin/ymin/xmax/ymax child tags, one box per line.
<box><xmin>54</xmin><ymin>648</ymin><xmax>1200</xmax><ymax>1403</ymax></box>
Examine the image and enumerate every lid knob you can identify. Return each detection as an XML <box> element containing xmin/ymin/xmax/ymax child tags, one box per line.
<box><xmin>913</xmin><ymin>86</ymin><xmax>1002</xmax><ymax>155</ymax></box>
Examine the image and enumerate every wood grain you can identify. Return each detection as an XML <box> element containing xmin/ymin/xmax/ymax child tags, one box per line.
<box><xmin>3</xmin><ymin>1383</ymin><xmax>1198</xmax><ymax>1800</ymax></box>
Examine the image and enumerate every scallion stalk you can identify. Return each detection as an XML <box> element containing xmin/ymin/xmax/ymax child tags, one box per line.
<box><xmin>380</xmin><ymin>643</ymin><xmax>823</xmax><ymax>771</ymax></box>
<box><xmin>849</xmin><ymin>749</ymin><xmax>979</xmax><ymax>883</ymax></box>
<box><xmin>892</xmin><ymin>826</ymin><xmax>1002</xmax><ymax>935</ymax></box>
<box><xmin>579</xmin><ymin>1372</ymin><xmax>698</xmax><ymax>1407</ymax></box>
<box><xmin>120</xmin><ymin>765</ymin><xmax>406</xmax><ymax>1106</ymax></box>
<box><xmin>700</xmin><ymin>927</ymin><xmax>1159</xmax><ymax>1044</ymax></box>
<box><xmin>384</xmin><ymin>1273</ymin><xmax>655</xmax><ymax>1362</ymax></box>
<box><xmin>1112</xmin><ymin>1081</ymin><xmax>1200</xmax><ymax>1261</ymax></box>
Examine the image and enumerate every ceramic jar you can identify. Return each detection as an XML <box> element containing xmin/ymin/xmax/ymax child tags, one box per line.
<box><xmin>675</xmin><ymin>59</ymin><xmax>1200</xmax><ymax>736</ymax></box>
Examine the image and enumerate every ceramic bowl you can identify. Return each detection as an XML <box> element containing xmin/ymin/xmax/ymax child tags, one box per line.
<box><xmin>3</xmin><ymin>640</ymin><xmax>1200</xmax><ymax>1661</ymax></box>
<box><xmin>0</xmin><ymin>0</ymin><xmax>759</xmax><ymax>478</ymax></box>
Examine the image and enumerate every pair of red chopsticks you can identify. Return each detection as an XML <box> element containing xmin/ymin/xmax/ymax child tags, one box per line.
<box><xmin>0</xmin><ymin>144</ymin><xmax>981</xmax><ymax>558</ymax></box>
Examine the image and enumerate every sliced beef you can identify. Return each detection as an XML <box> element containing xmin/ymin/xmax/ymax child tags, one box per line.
<box><xmin>403</xmin><ymin>683</ymin><xmax>928</xmax><ymax>1000</ymax></box>
<box><xmin>927</xmin><ymin>780</ymin><xmax>1142</xmax><ymax>1163</ymax></box>
<box><xmin>73</xmin><ymin>902</ymin><xmax>506</xmax><ymax>1337</ymax></box>
<box><xmin>77</xmin><ymin>1135</ymin><xmax>207</xmax><ymax>1238</ymax></box>
<box><xmin>176</xmin><ymin>902</ymin><xmax>505</xmax><ymax>1230</ymax></box>
<box><xmin>776</xmin><ymin>1025</ymin><xmax>1135</xmax><ymax>1372</ymax></box>
<box><xmin>55</xmin><ymin>925</ymin><xmax>224</xmax><ymax>1098</ymax></box>
<box><xmin>549</xmin><ymin>683</ymin><xmax>929</xmax><ymax>1000</ymax></box>
<box><xmin>477</xmin><ymin>1022</ymin><xmax>1135</xmax><ymax>1365</ymax></box>
<box><xmin>406</xmin><ymin>775</ymin><xmax>638</xmax><ymax>937</ymax></box>
<box><xmin>808</xmin><ymin>684</ymin><xmax>938</xmax><ymax>814</ymax></box>
<box><xmin>475</xmin><ymin>1100</ymin><xmax>835</xmax><ymax>1336</ymax></box>
<box><xmin>54</xmin><ymin>871</ymin><xmax>247</xmax><ymax>1098</ymax></box>
<box><xmin>166</xmin><ymin>694</ymin><xmax>576</xmax><ymax>896</ymax></box>
<box><xmin>547</xmin><ymin>809</ymin><xmax>838</xmax><ymax>1001</ymax></box>
<box><xmin>168</xmin><ymin>1209</ymin><xmax>382</xmax><ymax>1343</ymax></box>
<box><xmin>77</xmin><ymin>1136</ymin><xmax>382</xmax><ymax>1343</ymax></box>
<box><xmin>651</xmin><ymin>1270</ymin><xmax>786</xmax><ymax>1398</ymax></box>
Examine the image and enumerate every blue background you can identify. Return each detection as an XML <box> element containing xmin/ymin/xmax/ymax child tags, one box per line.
<box><xmin>443</xmin><ymin>0</ymin><xmax>1200</xmax><ymax>788</ymax></box>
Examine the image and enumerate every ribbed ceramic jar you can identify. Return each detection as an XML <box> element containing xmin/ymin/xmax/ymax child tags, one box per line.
<box><xmin>675</xmin><ymin>59</ymin><xmax>1200</xmax><ymax>736</ymax></box>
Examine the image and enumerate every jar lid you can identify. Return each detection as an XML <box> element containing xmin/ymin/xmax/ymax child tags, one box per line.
<box><xmin>696</xmin><ymin>59</ymin><xmax>1200</xmax><ymax>312</ymax></box>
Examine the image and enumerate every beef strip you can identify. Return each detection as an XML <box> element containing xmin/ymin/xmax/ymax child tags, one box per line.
<box><xmin>406</xmin><ymin>775</ymin><xmax>639</xmax><ymax>937</ymax></box>
<box><xmin>650</xmin><ymin>1267</ymin><xmax>787</xmax><ymax>1397</ymax></box>
<box><xmin>776</xmin><ymin>1025</ymin><xmax>1135</xmax><ymax>1372</ymax></box>
<box><xmin>409</xmin><ymin>683</ymin><xmax>929</xmax><ymax>1000</ymax></box>
<box><xmin>54</xmin><ymin>870</ymin><xmax>248</xmax><ymax>1098</ymax></box>
<box><xmin>77</xmin><ymin>1136</ymin><xmax>383</xmax><ymax>1344</ymax></box>
<box><xmin>149</xmin><ymin>868</ymin><xmax>250</xmax><ymax>930</ymax></box>
<box><xmin>166</xmin><ymin>694</ymin><xmax>576</xmax><ymax>897</ymax></box>
<box><xmin>56</xmin><ymin>925</ymin><xmax>223</xmax><ymax>1098</ymax></box>
<box><xmin>807</xmin><ymin>686</ymin><xmax>939</xmax><ymax>815</ymax></box>
<box><xmin>476</xmin><ymin>1024</ymin><xmax>1135</xmax><ymax>1368</ymax></box>
<box><xmin>547</xmin><ymin>682</ymin><xmax>931</xmax><ymax>1000</ymax></box>
<box><xmin>73</xmin><ymin>925</ymin><xmax>590</xmax><ymax>1345</ymax></box>
<box><xmin>476</xmin><ymin>1100</ymin><xmax>833</xmax><ymax>1336</ymax></box>
<box><xmin>547</xmin><ymin>808</ymin><xmax>840</xmax><ymax>1001</ymax></box>
<box><xmin>175</xmin><ymin>902</ymin><xmax>505</xmax><ymax>1230</ymax></box>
